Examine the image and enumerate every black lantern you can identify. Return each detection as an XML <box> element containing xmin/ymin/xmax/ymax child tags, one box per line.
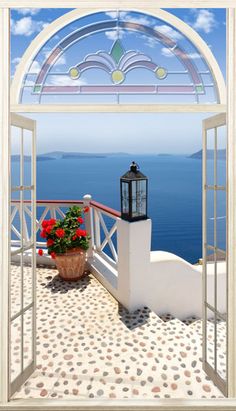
<box><xmin>120</xmin><ymin>161</ymin><xmax>148</xmax><ymax>222</ymax></box>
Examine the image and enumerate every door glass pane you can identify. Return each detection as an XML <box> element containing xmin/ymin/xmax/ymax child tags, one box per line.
<box><xmin>206</xmin><ymin>189</ymin><xmax>214</xmax><ymax>248</ymax></box>
<box><xmin>206</xmin><ymin>308</ymin><xmax>215</xmax><ymax>370</ymax></box>
<box><xmin>23</xmin><ymin>308</ymin><xmax>33</xmax><ymax>369</ymax></box>
<box><xmin>217</xmin><ymin>259</ymin><xmax>227</xmax><ymax>317</ymax></box>
<box><xmin>206</xmin><ymin>257</ymin><xmax>215</xmax><ymax>308</ymax></box>
<box><xmin>23</xmin><ymin>251</ymin><xmax>33</xmax><ymax>309</ymax></box>
<box><xmin>11</xmin><ymin>316</ymin><xmax>22</xmax><ymax>383</ymax></box>
<box><xmin>11</xmin><ymin>191</ymin><xmax>21</xmax><ymax>250</ymax></box>
<box><xmin>216</xmin><ymin>317</ymin><xmax>227</xmax><ymax>381</ymax></box>
<box><xmin>10</xmin><ymin>260</ymin><xmax>21</xmax><ymax>318</ymax></box>
<box><xmin>206</xmin><ymin>128</ymin><xmax>215</xmax><ymax>186</ymax></box>
<box><xmin>216</xmin><ymin>190</ymin><xmax>226</xmax><ymax>252</ymax></box>
<box><xmin>23</xmin><ymin>129</ymin><xmax>33</xmax><ymax>187</ymax></box>
<box><xmin>23</xmin><ymin>191</ymin><xmax>32</xmax><ymax>246</ymax></box>
<box><xmin>216</xmin><ymin>125</ymin><xmax>226</xmax><ymax>187</ymax></box>
<box><xmin>11</xmin><ymin>126</ymin><xmax>21</xmax><ymax>187</ymax></box>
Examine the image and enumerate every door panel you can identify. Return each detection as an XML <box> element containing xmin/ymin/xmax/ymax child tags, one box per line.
<box><xmin>202</xmin><ymin>113</ymin><xmax>227</xmax><ymax>396</ymax></box>
<box><xmin>9</xmin><ymin>113</ymin><xmax>36</xmax><ymax>398</ymax></box>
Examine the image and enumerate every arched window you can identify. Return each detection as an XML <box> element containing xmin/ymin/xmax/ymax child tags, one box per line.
<box><xmin>11</xmin><ymin>9</ymin><xmax>225</xmax><ymax>106</ymax></box>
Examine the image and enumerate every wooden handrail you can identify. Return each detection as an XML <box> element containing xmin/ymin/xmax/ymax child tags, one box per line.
<box><xmin>11</xmin><ymin>198</ymin><xmax>120</xmax><ymax>217</ymax></box>
<box><xmin>90</xmin><ymin>200</ymin><xmax>121</xmax><ymax>218</ymax></box>
<box><xmin>11</xmin><ymin>199</ymin><xmax>84</xmax><ymax>205</ymax></box>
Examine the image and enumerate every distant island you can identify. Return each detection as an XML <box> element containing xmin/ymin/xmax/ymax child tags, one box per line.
<box><xmin>189</xmin><ymin>149</ymin><xmax>226</xmax><ymax>160</ymax></box>
<box><xmin>11</xmin><ymin>151</ymin><xmax>131</xmax><ymax>161</ymax></box>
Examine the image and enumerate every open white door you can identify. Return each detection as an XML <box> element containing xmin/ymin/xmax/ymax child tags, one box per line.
<box><xmin>202</xmin><ymin>113</ymin><xmax>227</xmax><ymax>396</ymax></box>
<box><xmin>9</xmin><ymin>113</ymin><xmax>36</xmax><ymax>398</ymax></box>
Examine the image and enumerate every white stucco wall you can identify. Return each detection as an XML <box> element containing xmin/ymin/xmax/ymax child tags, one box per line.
<box><xmin>116</xmin><ymin>219</ymin><xmax>226</xmax><ymax>320</ymax></box>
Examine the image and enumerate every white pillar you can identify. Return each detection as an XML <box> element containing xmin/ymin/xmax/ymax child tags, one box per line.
<box><xmin>0</xmin><ymin>8</ymin><xmax>10</xmax><ymax>404</ymax></box>
<box><xmin>227</xmin><ymin>8</ymin><xmax>236</xmax><ymax>398</ymax></box>
<box><xmin>117</xmin><ymin>219</ymin><xmax>151</xmax><ymax>311</ymax></box>
<box><xmin>83</xmin><ymin>194</ymin><xmax>93</xmax><ymax>259</ymax></box>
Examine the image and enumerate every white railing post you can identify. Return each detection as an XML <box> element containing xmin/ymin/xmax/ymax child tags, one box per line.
<box><xmin>83</xmin><ymin>194</ymin><xmax>93</xmax><ymax>259</ymax></box>
<box><xmin>94</xmin><ymin>209</ymin><xmax>101</xmax><ymax>251</ymax></box>
<box><xmin>117</xmin><ymin>218</ymin><xmax>152</xmax><ymax>312</ymax></box>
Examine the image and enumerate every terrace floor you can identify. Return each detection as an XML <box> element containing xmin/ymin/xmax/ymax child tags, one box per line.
<box><xmin>11</xmin><ymin>265</ymin><xmax>225</xmax><ymax>400</ymax></box>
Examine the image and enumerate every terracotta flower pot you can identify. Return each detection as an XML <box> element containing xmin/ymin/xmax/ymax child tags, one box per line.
<box><xmin>54</xmin><ymin>247</ymin><xmax>87</xmax><ymax>281</ymax></box>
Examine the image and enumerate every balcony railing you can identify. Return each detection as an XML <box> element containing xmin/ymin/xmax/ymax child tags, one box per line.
<box><xmin>11</xmin><ymin>196</ymin><xmax>121</xmax><ymax>274</ymax></box>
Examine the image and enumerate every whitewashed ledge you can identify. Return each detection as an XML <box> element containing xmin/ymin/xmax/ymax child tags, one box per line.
<box><xmin>3</xmin><ymin>398</ymin><xmax>236</xmax><ymax>410</ymax></box>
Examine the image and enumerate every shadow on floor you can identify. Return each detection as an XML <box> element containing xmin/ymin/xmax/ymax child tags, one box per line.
<box><xmin>39</xmin><ymin>271</ymin><xmax>91</xmax><ymax>294</ymax></box>
<box><xmin>118</xmin><ymin>304</ymin><xmax>152</xmax><ymax>330</ymax></box>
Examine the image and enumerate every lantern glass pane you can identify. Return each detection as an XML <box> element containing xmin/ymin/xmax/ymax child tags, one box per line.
<box><xmin>131</xmin><ymin>180</ymin><xmax>146</xmax><ymax>217</ymax></box>
<box><xmin>121</xmin><ymin>181</ymin><xmax>129</xmax><ymax>214</ymax></box>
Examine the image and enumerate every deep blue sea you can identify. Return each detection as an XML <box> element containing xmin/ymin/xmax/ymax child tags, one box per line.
<box><xmin>36</xmin><ymin>155</ymin><xmax>204</xmax><ymax>264</ymax></box>
<box><xmin>11</xmin><ymin>154</ymin><xmax>226</xmax><ymax>264</ymax></box>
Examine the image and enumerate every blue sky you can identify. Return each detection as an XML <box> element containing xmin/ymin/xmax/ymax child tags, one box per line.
<box><xmin>10</xmin><ymin>8</ymin><xmax>226</xmax><ymax>154</ymax></box>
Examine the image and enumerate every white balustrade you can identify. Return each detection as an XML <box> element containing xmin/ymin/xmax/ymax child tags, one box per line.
<box><xmin>10</xmin><ymin>197</ymin><xmax>121</xmax><ymax>272</ymax></box>
<box><xmin>11</xmin><ymin>199</ymin><xmax>84</xmax><ymax>249</ymax></box>
<box><xmin>89</xmin><ymin>200</ymin><xmax>120</xmax><ymax>271</ymax></box>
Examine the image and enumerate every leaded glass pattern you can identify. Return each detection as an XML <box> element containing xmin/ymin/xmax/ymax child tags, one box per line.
<box><xmin>19</xmin><ymin>10</ymin><xmax>219</xmax><ymax>104</ymax></box>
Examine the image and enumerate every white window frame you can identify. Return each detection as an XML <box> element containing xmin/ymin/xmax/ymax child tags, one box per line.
<box><xmin>1</xmin><ymin>1</ymin><xmax>236</xmax><ymax>410</ymax></box>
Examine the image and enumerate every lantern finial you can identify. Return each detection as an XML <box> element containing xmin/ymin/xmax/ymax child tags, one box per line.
<box><xmin>130</xmin><ymin>161</ymin><xmax>139</xmax><ymax>173</ymax></box>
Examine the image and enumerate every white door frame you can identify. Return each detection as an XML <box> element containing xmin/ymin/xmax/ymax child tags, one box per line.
<box><xmin>9</xmin><ymin>113</ymin><xmax>37</xmax><ymax>398</ymax></box>
<box><xmin>0</xmin><ymin>7</ymin><xmax>10</xmax><ymax>405</ymax></box>
<box><xmin>202</xmin><ymin>112</ymin><xmax>227</xmax><ymax>396</ymax></box>
<box><xmin>1</xmin><ymin>2</ymin><xmax>236</xmax><ymax>410</ymax></box>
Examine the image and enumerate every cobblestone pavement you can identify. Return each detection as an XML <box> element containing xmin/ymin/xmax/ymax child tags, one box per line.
<box><xmin>11</xmin><ymin>265</ymin><xmax>224</xmax><ymax>400</ymax></box>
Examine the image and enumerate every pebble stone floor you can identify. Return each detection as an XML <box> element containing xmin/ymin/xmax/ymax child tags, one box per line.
<box><xmin>11</xmin><ymin>264</ymin><xmax>225</xmax><ymax>400</ymax></box>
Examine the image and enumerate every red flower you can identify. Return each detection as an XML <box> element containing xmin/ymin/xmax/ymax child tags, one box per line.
<box><xmin>38</xmin><ymin>249</ymin><xmax>43</xmax><ymax>256</ymax></box>
<box><xmin>49</xmin><ymin>218</ymin><xmax>56</xmax><ymax>226</ymax></box>
<box><xmin>72</xmin><ymin>235</ymin><xmax>77</xmax><ymax>241</ymax></box>
<box><xmin>46</xmin><ymin>225</ymin><xmax>53</xmax><ymax>234</ymax></box>
<box><xmin>40</xmin><ymin>230</ymin><xmax>47</xmax><ymax>238</ymax></box>
<box><xmin>76</xmin><ymin>228</ymin><xmax>87</xmax><ymax>237</ymax></box>
<box><xmin>50</xmin><ymin>252</ymin><xmax>56</xmax><ymax>259</ymax></box>
<box><xmin>55</xmin><ymin>228</ymin><xmax>65</xmax><ymax>238</ymax></box>
<box><xmin>84</xmin><ymin>206</ymin><xmax>89</xmax><ymax>213</ymax></box>
<box><xmin>42</xmin><ymin>220</ymin><xmax>49</xmax><ymax>228</ymax></box>
<box><xmin>77</xmin><ymin>217</ymin><xmax>84</xmax><ymax>224</ymax></box>
<box><xmin>47</xmin><ymin>238</ymin><xmax>54</xmax><ymax>247</ymax></box>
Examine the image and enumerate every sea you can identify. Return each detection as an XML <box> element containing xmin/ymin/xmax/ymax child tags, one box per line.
<box><xmin>12</xmin><ymin>154</ymin><xmax>226</xmax><ymax>264</ymax></box>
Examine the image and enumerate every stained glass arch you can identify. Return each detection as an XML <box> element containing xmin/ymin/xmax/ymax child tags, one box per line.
<box><xmin>11</xmin><ymin>8</ymin><xmax>226</xmax><ymax>106</ymax></box>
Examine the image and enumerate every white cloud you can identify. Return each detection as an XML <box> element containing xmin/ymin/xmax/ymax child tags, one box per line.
<box><xmin>185</xmin><ymin>52</ymin><xmax>202</xmax><ymax>59</ymax></box>
<box><xmin>12</xmin><ymin>57</ymin><xmax>21</xmax><ymax>65</ymax></box>
<box><xmin>192</xmin><ymin>9</ymin><xmax>217</xmax><ymax>33</ymax></box>
<box><xmin>105</xmin><ymin>11</ymin><xmax>118</xmax><ymax>19</ymax></box>
<box><xmin>48</xmin><ymin>75</ymin><xmax>87</xmax><ymax>86</ymax></box>
<box><xmin>144</xmin><ymin>37</ymin><xmax>157</xmax><ymax>48</ymax></box>
<box><xmin>54</xmin><ymin>55</ymin><xmax>67</xmax><ymax>66</ymax></box>
<box><xmin>105</xmin><ymin>30</ymin><xmax>125</xmax><ymax>41</ymax></box>
<box><xmin>12</xmin><ymin>57</ymin><xmax>21</xmax><ymax>73</ymax></box>
<box><xmin>14</xmin><ymin>8</ymin><xmax>41</xmax><ymax>16</ymax></box>
<box><xmin>155</xmin><ymin>25</ymin><xmax>182</xmax><ymax>41</ymax></box>
<box><xmin>123</xmin><ymin>14</ymin><xmax>153</xmax><ymax>26</ymax></box>
<box><xmin>161</xmin><ymin>47</ymin><xmax>202</xmax><ymax>60</ymax></box>
<box><xmin>161</xmin><ymin>47</ymin><xmax>174</xmax><ymax>58</ymax></box>
<box><xmin>12</xmin><ymin>57</ymin><xmax>41</xmax><ymax>75</ymax></box>
<box><xmin>29</xmin><ymin>61</ymin><xmax>41</xmax><ymax>73</ymax></box>
<box><xmin>11</xmin><ymin>16</ymin><xmax>48</xmax><ymax>36</ymax></box>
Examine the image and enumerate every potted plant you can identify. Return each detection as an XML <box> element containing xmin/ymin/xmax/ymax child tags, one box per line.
<box><xmin>38</xmin><ymin>205</ymin><xmax>90</xmax><ymax>281</ymax></box>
